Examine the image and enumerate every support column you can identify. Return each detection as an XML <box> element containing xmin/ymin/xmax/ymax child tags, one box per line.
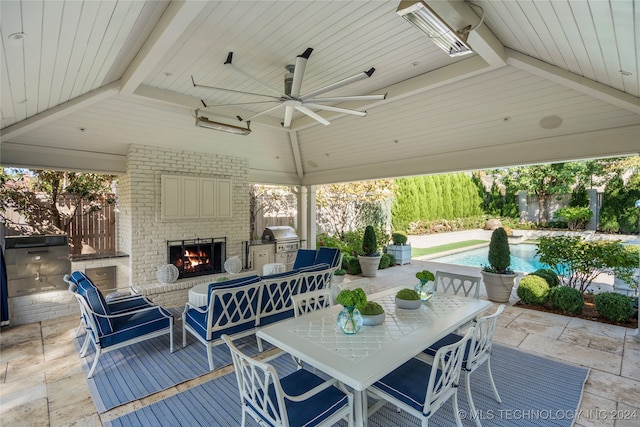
<box><xmin>297</xmin><ymin>186</ymin><xmax>308</xmax><ymax>248</ymax></box>
<box><xmin>586</xmin><ymin>189</ymin><xmax>598</xmax><ymax>230</ymax></box>
<box><xmin>306</xmin><ymin>185</ymin><xmax>317</xmax><ymax>250</ymax></box>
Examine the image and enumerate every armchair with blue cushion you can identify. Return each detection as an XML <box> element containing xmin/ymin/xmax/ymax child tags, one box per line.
<box><xmin>292</xmin><ymin>247</ymin><xmax>343</xmax><ymax>292</ymax></box>
<box><xmin>182</xmin><ymin>275</ymin><xmax>262</xmax><ymax>371</ymax></box>
<box><xmin>69</xmin><ymin>276</ymin><xmax>174</xmax><ymax>378</ymax></box>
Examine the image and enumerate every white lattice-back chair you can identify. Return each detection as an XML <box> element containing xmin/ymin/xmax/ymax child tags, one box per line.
<box><xmin>434</xmin><ymin>271</ymin><xmax>481</xmax><ymax>299</ymax></box>
<box><xmin>423</xmin><ymin>305</ymin><xmax>505</xmax><ymax>427</ymax></box>
<box><xmin>332</xmin><ymin>278</ymin><xmax>371</xmax><ymax>304</ymax></box>
<box><xmin>222</xmin><ymin>335</ymin><xmax>354</xmax><ymax>427</ymax></box>
<box><xmin>368</xmin><ymin>326</ymin><xmax>475</xmax><ymax>427</ymax></box>
<box><xmin>292</xmin><ymin>289</ymin><xmax>332</xmax><ymax>317</ymax></box>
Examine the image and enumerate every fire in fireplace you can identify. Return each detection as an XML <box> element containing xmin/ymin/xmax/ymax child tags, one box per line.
<box><xmin>167</xmin><ymin>237</ymin><xmax>226</xmax><ymax>279</ymax></box>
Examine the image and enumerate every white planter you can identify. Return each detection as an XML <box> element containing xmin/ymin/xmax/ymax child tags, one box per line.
<box><xmin>481</xmin><ymin>271</ymin><xmax>517</xmax><ymax>303</ymax></box>
<box><xmin>362</xmin><ymin>312</ymin><xmax>385</xmax><ymax>326</ymax></box>
<box><xmin>395</xmin><ymin>297</ymin><xmax>422</xmax><ymax>309</ymax></box>
<box><xmin>358</xmin><ymin>255</ymin><xmax>381</xmax><ymax>277</ymax></box>
<box><xmin>386</xmin><ymin>244</ymin><xmax>411</xmax><ymax>265</ymax></box>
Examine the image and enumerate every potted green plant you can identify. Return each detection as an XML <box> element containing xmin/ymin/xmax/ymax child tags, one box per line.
<box><xmin>358</xmin><ymin>226</ymin><xmax>382</xmax><ymax>277</ymax></box>
<box><xmin>336</xmin><ymin>288</ymin><xmax>367</xmax><ymax>334</ymax></box>
<box><xmin>395</xmin><ymin>288</ymin><xmax>422</xmax><ymax>309</ymax></box>
<box><xmin>360</xmin><ymin>301</ymin><xmax>385</xmax><ymax>326</ymax></box>
<box><xmin>481</xmin><ymin>227</ymin><xmax>518</xmax><ymax>302</ymax></box>
<box><xmin>385</xmin><ymin>231</ymin><xmax>411</xmax><ymax>265</ymax></box>
<box><xmin>414</xmin><ymin>270</ymin><xmax>435</xmax><ymax>301</ymax></box>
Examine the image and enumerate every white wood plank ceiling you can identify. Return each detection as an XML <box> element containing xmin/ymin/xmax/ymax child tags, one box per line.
<box><xmin>1</xmin><ymin>0</ymin><xmax>638</xmax><ymax>185</ymax></box>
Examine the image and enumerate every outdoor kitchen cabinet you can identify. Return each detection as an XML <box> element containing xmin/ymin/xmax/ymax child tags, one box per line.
<box><xmin>249</xmin><ymin>244</ymin><xmax>274</xmax><ymax>274</ymax></box>
<box><xmin>161</xmin><ymin>174</ymin><xmax>231</xmax><ymax>220</ymax></box>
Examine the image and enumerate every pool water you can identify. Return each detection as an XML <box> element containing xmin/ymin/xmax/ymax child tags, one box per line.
<box><xmin>430</xmin><ymin>244</ymin><xmax>547</xmax><ymax>273</ymax></box>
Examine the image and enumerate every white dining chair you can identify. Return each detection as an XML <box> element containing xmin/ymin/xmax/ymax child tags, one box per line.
<box><xmin>368</xmin><ymin>326</ymin><xmax>475</xmax><ymax>427</ymax></box>
<box><xmin>434</xmin><ymin>271</ymin><xmax>481</xmax><ymax>299</ymax></box>
<box><xmin>422</xmin><ymin>304</ymin><xmax>505</xmax><ymax>427</ymax></box>
<box><xmin>222</xmin><ymin>334</ymin><xmax>354</xmax><ymax>427</ymax></box>
<box><xmin>291</xmin><ymin>289</ymin><xmax>332</xmax><ymax>317</ymax></box>
<box><xmin>332</xmin><ymin>277</ymin><xmax>371</xmax><ymax>304</ymax></box>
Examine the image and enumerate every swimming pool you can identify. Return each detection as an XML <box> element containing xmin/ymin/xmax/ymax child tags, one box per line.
<box><xmin>430</xmin><ymin>243</ymin><xmax>548</xmax><ymax>273</ymax></box>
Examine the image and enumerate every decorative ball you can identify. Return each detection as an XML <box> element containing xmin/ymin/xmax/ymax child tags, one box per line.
<box><xmin>224</xmin><ymin>256</ymin><xmax>242</xmax><ymax>274</ymax></box>
<box><xmin>157</xmin><ymin>264</ymin><xmax>179</xmax><ymax>284</ymax></box>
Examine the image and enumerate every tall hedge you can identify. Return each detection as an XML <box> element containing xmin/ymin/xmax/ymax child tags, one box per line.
<box><xmin>392</xmin><ymin>173</ymin><xmax>484</xmax><ymax>231</ymax></box>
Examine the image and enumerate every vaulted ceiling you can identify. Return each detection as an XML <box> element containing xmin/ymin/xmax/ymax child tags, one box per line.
<box><xmin>1</xmin><ymin>0</ymin><xmax>638</xmax><ymax>185</ymax></box>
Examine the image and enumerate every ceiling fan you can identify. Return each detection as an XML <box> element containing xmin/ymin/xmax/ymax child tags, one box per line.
<box><xmin>191</xmin><ymin>48</ymin><xmax>387</xmax><ymax>128</ymax></box>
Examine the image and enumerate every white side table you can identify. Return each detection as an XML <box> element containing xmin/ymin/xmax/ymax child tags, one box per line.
<box><xmin>188</xmin><ymin>283</ymin><xmax>209</xmax><ymax>307</ymax></box>
<box><xmin>263</xmin><ymin>263</ymin><xmax>285</xmax><ymax>276</ymax></box>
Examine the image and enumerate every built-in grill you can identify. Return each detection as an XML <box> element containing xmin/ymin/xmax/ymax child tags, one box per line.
<box><xmin>261</xmin><ymin>226</ymin><xmax>300</xmax><ymax>253</ymax></box>
<box><xmin>4</xmin><ymin>235</ymin><xmax>71</xmax><ymax>297</ymax></box>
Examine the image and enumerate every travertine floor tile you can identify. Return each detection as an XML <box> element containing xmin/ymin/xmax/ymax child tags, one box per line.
<box><xmin>44</xmin><ymin>338</ymin><xmax>78</xmax><ymax>362</ymax></box>
<box><xmin>624</xmin><ymin>333</ymin><xmax>640</xmax><ymax>352</ymax></box>
<box><xmin>586</xmin><ymin>369</ymin><xmax>640</xmax><ymax>408</ymax></box>
<box><xmin>567</xmin><ymin>317</ymin><xmax>627</xmax><ymax>340</ymax></box>
<box><xmin>0</xmin><ymin>373</ymin><xmax>47</xmax><ymax>412</ymax></box>
<box><xmin>493</xmin><ymin>326</ymin><xmax>527</xmax><ymax>347</ymax></box>
<box><xmin>560</xmin><ymin>329</ymin><xmax>624</xmax><ymax>355</ymax></box>
<box><xmin>0</xmin><ymin>397</ymin><xmax>49</xmax><ymax>427</ymax></box>
<box><xmin>0</xmin><ymin>323</ymin><xmax>41</xmax><ymax>347</ymax></box>
<box><xmin>576</xmin><ymin>391</ymin><xmax>616</xmax><ymax>427</ymax></box>
<box><xmin>49</xmin><ymin>396</ymin><xmax>98</xmax><ymax>427</ymax></box>
<box><xmin>613</xmin><ymin>402</ymin><xmax>640</xmax><ymax>427</ymax></box>
<box><xmin>507</xmin><ymin>316</ymin><xmax>566</xmax><ymax>339</ymax></box>
<box><xmin>46</xmin><ymin>372</ymin><xmax>92</xmax><ymax>411</ymax></box>
<box><xmin>44</xmin><ymin>353</ymin><xmax>84</xmax><ymax>383</ymax></box>
<box><xmin>620</xmin><ymin>347</ymin><xmax>640</xmax><ymax>381</ymax></box>
<box><xmin>520</xmin><ymin>334</ymin><xmax>621</xmax><ymax>374</ymax></box>
<box><xmin>516</xmin><ymin>309</ymin><xmax>572</xmax><ymax>328</ymax></box>
<box><xmin>0</xmin><ymin>339</ymin><xmax>44</xmax><ymax>365</ymax></box>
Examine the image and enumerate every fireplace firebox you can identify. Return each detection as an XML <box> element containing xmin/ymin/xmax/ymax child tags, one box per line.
<box><xmin>167</xmin><ymin>237</ymin><xmax>226</xmax><ymax>279</ymax></box>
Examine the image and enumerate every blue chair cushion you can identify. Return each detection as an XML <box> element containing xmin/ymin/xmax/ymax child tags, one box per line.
<box><xmin>108</xmin><ymin>296</ymin><xmax>155</xmax><ymax>314</ymax></box>
<box><xmin>184</xmin><ymin>303</ymin><xmax>258</xmax><ymax>341</ymax></box>
<box><xmin>206</xmin><ymin>275</ymin><xmax>261</xmax><ymax>307</ymax></box>
<box><xmin>373</xmin><ymin>357</ymin><xmax>441</xmax><ymax>413</ymax></box>
<box><xmin>99</xmin><ymin>307</ymin><xmax>172</xmax><ymax>348</ymax></box>
<box><xmin>77</xmin><ymin>278</ymin><xmax>113</xmax><ymax>335</ymax></box>
<box><xmin>423</xmin><ymin>333</ymin><xmax>472</xmax><ymax>367</ymax></box>
<box><xmin>292</xmin><ymin>249</ymin><xmax>317</xmax><ymax>270</ymax></box>
<box><xmin>70</xmin><ymin>271</ymin><xmax>90</xmax><ymax>285</ymax></box>
<box><xmin>315</xmin><ymin>247</ymin><xmax>341</xmax><ymax>268</ymax></box>
<box><xmin>266</xmin><ymin>369</ymin><xmax>350</xmax><ymax>426</ymax></box>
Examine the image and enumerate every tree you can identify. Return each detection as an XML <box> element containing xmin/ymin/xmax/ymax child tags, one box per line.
<box><xmin>1</xmin><ymin>169</ymin><xmax>116</xmax><ymax>236</ymax></box>
<box><xmin>249</xmin><ymin>185</ymin><xmax>297</xmax><ymax>239</ymax></box>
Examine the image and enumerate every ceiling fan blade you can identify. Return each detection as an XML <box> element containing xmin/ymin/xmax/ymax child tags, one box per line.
<box><xmin>224</xmin><ymin>52</ymin><xmax>283</xmax><ymax>97</ymax></box>
<box><xmin>303</xmin><ymin>103</ymin><xmax>367</xmax><ymax>117</ymax></box>
<box><xmin>300</xmin><ymin>67</ymin><xmax>376</xmax><ymax>101</ymax></box>
<box><xmin>283</xmin><ymin>106</ymin><xmax>295</xmax><ymax>128</ymax></box>
<box><xmin>306</xmin><ymin>94</ymin><xmax>387</xmax><ymax>103</ymax></box>
<box><xmin>290</xmin><ymin>48</ymin><xmax>313</xmax><ymax>98</ymax></box>
<box><xmin>201</xmin><ymin>99</ymin><xmax>280</xmax><ymax>108</ymax></box>
<box><xmin>192</xmin><ymin>76</ymin><xmax>280</xmax><ymax>100</ymax></box>
<box><xmin>243</xmin><ymin>104</ymin><xmax>284</xmax><ymax>121</ymax></box>
<box><xmin>295</xmin><ymin>105</ymin><xmax>331</xmax><ymax>126</ymax></box>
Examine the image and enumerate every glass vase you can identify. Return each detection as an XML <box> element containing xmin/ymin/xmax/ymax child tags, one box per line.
<box><xmin>337</xmin><ymin>306</ymin><xmax>363</xmax><ymax>335</ymax></box>
<box><xmin>414</xmin><ymin>280</ymin><xmax>434</xmax><ymax>301</ymax></box>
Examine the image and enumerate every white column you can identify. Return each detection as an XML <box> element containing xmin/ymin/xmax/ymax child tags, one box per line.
<box><xmin>306</xmin><ymin>185</ymin><xmax>317</xmax><ymax>250</ymax></box>
<box><xmin>297</xmin><ymin>186</ymin><xmax>308</xmax><ymax>248</ymax></box>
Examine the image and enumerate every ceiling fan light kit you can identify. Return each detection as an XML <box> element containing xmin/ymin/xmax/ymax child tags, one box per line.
<box><xmin>192</xmin><ymin>48</ymin><xmax>386</xmax><ymax>129</ymax></box>
<box><xmin>397</xmin><ymin>0</ymin><xmax>474</xmax><ymax>57</ymax></box>
<box><xmin>195</xmin><ymin>111</ymin><xmax>251</xmax><ymax>135</ymax></box>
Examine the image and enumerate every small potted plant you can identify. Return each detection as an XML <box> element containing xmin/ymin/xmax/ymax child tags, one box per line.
<box><xmin>395</xmin><ymin>288</ymin><xmax>422</xmax><ymax>309</ymax></box>
<box><xmin>386</xmin><ymin>231</ymin><xmax>411</xmax><ymax>265</ymax></box>
<box><xmin>414</xmin><ymin>270</ymin><xmax>435</xmax><ymax>301</ymax></box>
<box><xmin>360</xmin><ymin>301</ymin><xmax>385</xmax><ymax>326</ymax></box>
<box><xmin>358</xmin><ymin>226</ymin><xmax>382</xmax><ymax>277</ymax></box>
<box><xmin>481</xmin><ymin>227</ymin><xmax>518</xmax><ymax>302</ymax></box>
<box><xmin>333</xmin><ymin>268</ymin><xmax>347</xmax><ymax>285</ymax></box>
<box><xmin>335</xmin><ymin>288</ymin><xmax>367</xmax><ymax>334</ymax></box>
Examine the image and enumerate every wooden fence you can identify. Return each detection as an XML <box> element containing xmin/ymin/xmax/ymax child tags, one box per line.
<box><xmin>65</xmin><ymin>197</ymin><xmax>116</xmax><ymax>254</ymax></box>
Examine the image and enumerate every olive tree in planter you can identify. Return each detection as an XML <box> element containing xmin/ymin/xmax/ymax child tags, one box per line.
<box><xmin>481</xmin><ymin>227</ymin><xmax>517</xmax><ymax>302</ymax></box>
<box><xmin>385</xmin><ymin>231</ymin><xmax>411</xmax><ymax>265</ymax></box>
<box><xmin>358</xmin><ymin>225</ymin><xmax>381</xmax><ymax>277</ymax></box>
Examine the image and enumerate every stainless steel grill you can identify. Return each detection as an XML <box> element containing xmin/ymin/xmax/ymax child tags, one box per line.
<box><xmin>261</xmin><ymin>226</ymin><xmax>300</xmax><ymax>253</ymax></box>
<box><xmin>4</xmin><ymin>235</ymin><xmax>71</xmax><ymax>297</ymax></box>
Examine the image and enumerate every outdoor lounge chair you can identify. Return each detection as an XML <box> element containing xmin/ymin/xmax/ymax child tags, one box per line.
<box><xmin>69</xmin><ymin>276</ymin><xmax>174</xmax><ymax>378</ymax></box>
<box><xmin>222</xmin><ymin>334</ymin><xmax>354</xmax><ymax>427</ymax></box>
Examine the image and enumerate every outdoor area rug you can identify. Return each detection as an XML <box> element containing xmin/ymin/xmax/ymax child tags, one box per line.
<box><xmin>105</xmin><ymin>343</ymin><xmax>590</xmax><ymax>427</ymax></box>
<box><xmin>74</xmin><ymin>308</ymin><xmax>272</xmax><ymax>413</ymax></box>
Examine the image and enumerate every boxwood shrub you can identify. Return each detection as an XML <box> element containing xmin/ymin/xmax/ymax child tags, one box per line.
<box><xmin>549</xmin><ymin>286</ymin><xmax>584</xmax><ymax>315</ymax></box>
<box><xmin>595</xmin><ymin>292</ymin><xmax>634</xmax><ymax>322</ymax></box>
<box><xmin>531</xmin><ymin>268</ymin><xmax>560</xmax><ymax>288</ymax></box>
<box><xmin>378</xmin><ymin>253</ymin><xmax>391</xmax><ymax>269</ymax></box>
<box><xmin>517</xmin><ymin>275</ymin><xmax>550</xmax><ymax>305</ymax></box>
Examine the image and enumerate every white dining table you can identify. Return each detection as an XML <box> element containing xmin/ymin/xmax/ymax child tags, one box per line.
<box><xmin>256</xmin><ymin>286</ymin><xmax>492</xmax><ymax>427</ymax></box>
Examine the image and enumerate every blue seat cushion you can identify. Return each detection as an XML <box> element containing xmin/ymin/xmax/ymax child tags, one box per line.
<box><xmin>292</xmin><ymin>249</ymin><xmax>317</xmax><ymax>270</ymax></box>
<box><xmin>108</xmin><ymin>296</ymin><xmax>155</xmax><ymax>314</ymax></box>
<box><xmin>77</xmin><ymin>279</ymin><xmax>113</xmax><ymax>335</ymax></box>
<box><xmin>99</xmin><ymin>307</ymin><xmax>172</xmax><ymax>348</ymax></box>
<box><xmin>264</xmin><ymin>369</ymin><xmax>350</xmax><ymax>426</ymax></box>
<box><xmin>184</xmin><ymin>308</ymin><xmax>256</xmax><ymax>341</ymax></box>
<box><xmin>315</xmin><ymin>247</ymin><xmax>341</xmax><ymax>268</ymax></box>
<box><xmin>423</xmin><ymin>333</ymin><xmax>471</xmax><ymax>367</ymax></box>
<box><xmin>373</xmin><ymin>357</ymin><xmax>441</xmax><ymax>413</ymax></box>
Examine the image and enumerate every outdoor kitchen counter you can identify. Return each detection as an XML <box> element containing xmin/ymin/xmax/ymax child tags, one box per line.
<box><xmin>69</xmin><ymin>252</ymin><xmax>129</xmax><ymax>261</ymax></box>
